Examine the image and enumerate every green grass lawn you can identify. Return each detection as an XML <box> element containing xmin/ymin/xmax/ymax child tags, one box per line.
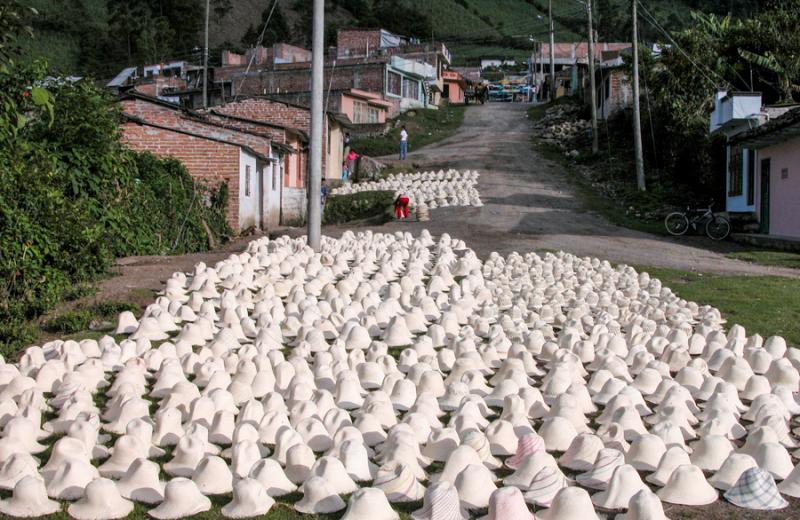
<box><xmin>639</xmin><ymin>266</ymin><xmax>800</xmax><ymax>345</ymax></box>
<box><xmin>351</xmin><ymin>105</ymin><xmax>466</xmax><ymax>159</ymax></box>
<box><xmin>725</xmin><ymin>250</ymin><xmax>800</xmax><ymax>270</ymax></box>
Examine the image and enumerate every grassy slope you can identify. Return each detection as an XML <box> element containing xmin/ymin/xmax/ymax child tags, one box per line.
<box><xmin>351</xmin><ymin>104</ymin><xmax>466</xmax><ymax>158</ymax></box>
<box><xmin>640</xmin><ymin>266</ymin><xmax>800</xmax><ymax>345</ymax></box>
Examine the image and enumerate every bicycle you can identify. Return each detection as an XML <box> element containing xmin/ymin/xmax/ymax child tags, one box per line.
<box><xmin>664</xmin><ymin>201</ymin><xmax>731</xmax><ymax>240</ymax></box>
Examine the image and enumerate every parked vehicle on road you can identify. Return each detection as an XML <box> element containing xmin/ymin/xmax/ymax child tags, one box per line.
<box><xmin>664</xmin><ymin>201</ymin><xmax>731</xmax><ymax>240</ymax></box>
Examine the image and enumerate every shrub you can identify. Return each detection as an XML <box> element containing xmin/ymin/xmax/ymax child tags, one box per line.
<box><xmin>323</xmin><ymin>190</ymin><xmax>396</xmax><ymax>225</ymax></box>
<box><xmin>44</xmin><ymin>310</ymin><xmax>93</xmax><ymax>334</ymax></box>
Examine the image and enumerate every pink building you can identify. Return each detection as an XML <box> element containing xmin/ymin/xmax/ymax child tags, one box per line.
<box><xmin>733</xmin><ymin>108</ymin><xmax>800</xmax><ymax>239</ymax></box>
<box><xmin>339</xmin><ymin>89</ymin><xmax>392</xmax><ymax>124</ymax></box>
<box><xmin>442</xmin><ymin>71</ymin><xmax>470</xmax><ymax>104</ymax></box>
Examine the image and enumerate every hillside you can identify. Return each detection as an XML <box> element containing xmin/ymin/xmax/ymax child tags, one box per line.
<box><xmin>17</xmin><ymin>0</ymin><xmax>762</xmax><ymax>75</ymax></box>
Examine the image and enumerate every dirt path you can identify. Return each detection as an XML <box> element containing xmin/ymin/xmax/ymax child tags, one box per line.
<box><xmin>367</xmin><ymin>102</ymin><xmax>799</xmax><ymax>277</ymax></box>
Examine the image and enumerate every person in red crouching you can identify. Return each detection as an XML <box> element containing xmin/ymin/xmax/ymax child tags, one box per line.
<box><xmin>394</xmin><ymin>194</ymin><xmax>410</xmax><ymax>219</ymax></box>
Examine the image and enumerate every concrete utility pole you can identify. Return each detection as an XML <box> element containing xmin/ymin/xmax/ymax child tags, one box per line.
<box><xmin>586</xmin><ymin>0</ymin><xmax>599</xmax><ymax>154</ymax></box>
<box><xmin>307</xmin><ymin>0</ymin><xmax>324</xmax><ymax>251</ymax></box>
<box><xmin>548</xmin><ymin>0</ymin><xmax>556</xmax><ymax>101</ymax></box>
<box><xmin>631</xmin><ymin>0</ymin><xmax>646</xmax><ymax>191</ymax></box>
<box><xmin>202</xmin><ymin>0</ymin><xmax>210</xmax><ymax>109</ymax></box>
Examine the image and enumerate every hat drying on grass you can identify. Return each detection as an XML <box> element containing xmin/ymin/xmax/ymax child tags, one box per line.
<box><xmin>341</xmin><ymin>487</ymin><xmax>400</xmax><ymax>520</ymax></box>
<box><xmin>724</xmin><ymin>467</ymin><xmax>788</xmax><ymax>511</ymax></box>
<box><xmin>455</xmin><ymin>464</ymin><xmax>497</xmax><ymax>510</ymax></box>
<box><xmin>68</xmin><ymin>478</ymin><xmax>133</xmax><ymax>520</ymax></box>
<box><xmin>591</xmin><ymin>464</ymin><xmax>647</xmax><ymax>510</ymax></box>
<box><xmin>147</xmin><ymin>478</ymin><xmax>211</xmax><ymax>519</ymax></box>
<box><xmin>522</xmin><ymin>466</ymin><xmax>571</xmax><ymax>508</ymax></box>
<box><xmin>0</xmin><ymin>476</ymin><xmax>60</xmax><ymax>518</ymax></box>
<box><xmin>412</xmin><ymin>480</ymin><xmax>467</xmax><ymax>520</ymax></box>
<box><xmin>506</xmin><ymin>434</ymin><xmax>546</xmax><ymax>469</ymax></box>
<box><xmin>616</xmin><ymin>489</ymin><xmax>669</xmax><ymax>520</ymax></box>
<box><xmin>576</xmin><ymin>448</ymin><xmax>625</xmax><ymax>490</ymax></box>
<box><xmin>221</xmin><ymin>478</ymin><xmax>275</xmax><ymax>518</ymax></box>
<box><xmin>117</xmin><ymin>458</ymin><xmax>165</xmax><ymax>505</ymax></box>
<box><xmin>294</xmin><ymin>476</ymin><xmax>346</xmax><ymax>514</ymax></box>
<box><xmin>656</xmin><ymin>464</ymin><xmax>717</xmax><ymax>506</ymax></box>
<box><xmin>538</xmin><ymin>487</ymin><xmax>600</xmax><ymax>520</ymax></box>
<box><xmin>481</xmin><ymin>486</ymin><xmax>535</xmax><ymax>520</ymax></box>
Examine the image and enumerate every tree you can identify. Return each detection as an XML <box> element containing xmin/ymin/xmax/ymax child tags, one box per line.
<box><xmin>241</xmin><ymin>3</ymin><xmax>291</xmax><ymax>48</ymax></box>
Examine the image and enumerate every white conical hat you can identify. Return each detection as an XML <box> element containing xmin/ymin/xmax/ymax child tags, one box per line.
<box><xmin>709</xmin><ymin>453</ymin><xmax>758</xmax><ymax>491</ymax></box>
<box><xmin>163</xmin><ymin>434</ymin><xmax>205</xmax><ymax>477</ymax></box>
<box><xmin>249</xmin><ymin>458</ymin><xmax>297</xmax><ymax>497</ymax></box>
<box><xmin>341</xmin><ymin>487</ymin><xmax>399</xmax><ymax>520</ymax></box>
<box><xmin>384</xmin><ymin>316</ymin><xmax>414</xmax><ymax>347</ymax></box>
<box><xmin>98</xmin><ymin>434</ymin><xmax>147</xmax><ymax>478</ymax></box>
<box><xmin>117</xmin><ymin>458</ymin><xmax>166</xmax><ymax>504</ymax></box>
<box><xmin>591</xmin><ymin>464</ymin><xmax>647</xmax><ymax>510</ymax></box>
<box><xmin>576</xmin><ymin>448</ymin><xmax>625</xmax><ymax>490</ymax></box>
<box><xmin>436</xmin><ymin>446</ymin><xmax>483</xmax><ymax>484</ymax></box>
<box><xmin>626</xmin><ymin>434</ymin><xmax>667</xmax><ymax>472</ymax></box>
<box><xmin>538</xmin><ymin>486</ymin><xmax>600</xmax><ymax>520</ymax></box>
<box><xmin>221</xmin><ymin>478</ymin><xmax>276</xmax><ymax>518</ymax></box>
<box><xmin>724</xmin><ymin>467</ymin><xmax>788</xmax><ymax>510</ymax></box>
<box><xmin>0</xmin><ymin>453</ymin><xmax>40</xmax><ymax>491</ymax></box>
<box><xmin>115</xmin><ymin>311</ymin><xmax>140</xmax><ymax>335</ymax></box>
<box><xmin>192</xmin><ymin>455</ymin><xmax>234</xmax><ymax>495</ymax></box>
<box><xmin>754</xmin><ymin>442</ymin><xmax>794</xmax><ymax>480</ymax></box>
<box><xmin>538</xmin><ymin>417</ymin><xmax>577</xmax><ymax>452</ymax></box>
<box><xmin>616</xmin><ymin>488</ymin><xmax>669</xmax><ymax>520</ymax></box>
<box><xmin>412</xmin><ymin>480</ymin><xmax>467</xmax><ymax>520</ymax></box>
<box><xmin>423</xmin><ymin>429</ymin><xmax>461</xmax><ymax>462</ymax></box>
<box><xmin>454</xmin><ymin>464</ymin><xmax>497</xmax><ymax>510</ymax></box>
<box><xmin>558</xmin><ymin>433</ymin><xmax>603</xmax><ymax>471</ymax></box>
<box><xmin>148</xmin><ymin>478</ymin><xmax>211</xmax><ymax>519</ymax></box>
<box><xmin>0</xmin><ymin>475</ymin><xmax>60</xmax><ymax>517</ymax></box>
<box><xmin>67</xmin><ymin>478</ymin><xmax>133</xmax><ymax>520</ymax></box>
<box><xmin>481</xmin><ymin>486</ymin><xmax>535</xmax><ymax>520</ymax></box>
<box><xmin>506</xmin><ymin>434</ymin><xmax>546</xmax><ymax>469</ymax></box>
<box><xmin>294</xmin><ymin>476</ymin><xmax>346</xmax><ymax>514</ymax></box>
<box><xmin>522</xmin><ymin>466</ymin><xmax>571</xmax><ymax>508</ymax></box>
<box><xmin>647</xmin><ymin>446</ymin><xmax>692</xmax><ymax>487</ymax></box>
<box><xmin>284</xmin><ymin>443</ymin><xmax>316</xmax><ymax>484</ymax></box>
<box><xmin>689</xmin><ymin>435</ymin><xmax>734</xmax><ymax>472</ymax></box>
<box><xmin>46</xmin><ymin>458</ymin><xmax>99</xmax><ymax>500</ymax></box>
<box><xmin>308</xmin><ymin>456</ymin><xmax>359</xmax><ymax>495</ymax></box>
<box><xmin>656</xmin><ymin>464</ymin><xmax>717</xmax><ymax>505</ymax></box>
<box><xmin>504</xmin><ymin>450</ymin><xmax>558</xmax><ymax>490</ymax></box>
<box><xmin>374</xmin><ymin>463</ymin><xmax>426</xmax><ymax>502</ymax></box>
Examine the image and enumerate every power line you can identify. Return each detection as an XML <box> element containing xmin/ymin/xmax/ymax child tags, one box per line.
<box><xmin>234</xmin><ymin>0</ymin><xmax>279</xmax><ymax>100</ymax></box>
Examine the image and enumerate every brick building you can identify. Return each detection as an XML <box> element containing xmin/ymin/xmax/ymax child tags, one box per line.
<box><xmin>119</xmin><ymin>93</ymin><xmax>293</xmax><ymax>231</ymax></box>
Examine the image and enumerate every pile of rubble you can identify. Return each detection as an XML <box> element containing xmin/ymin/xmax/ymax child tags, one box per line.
<box><xmin>533</xmin><ymin>104</ymin><xmax>591</xmax><ymax>149</ymax></box>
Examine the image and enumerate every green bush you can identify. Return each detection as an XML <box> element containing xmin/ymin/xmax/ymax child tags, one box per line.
<box><xmin>323</xmin><ymin>190</ymin><xmax>396</xmax><ymax>225</ymax></box>
<box><xmin>0</xmin><ymin>4</ymin><xmax>232</xmax><ymax>354</ymax></box>
<box><xmin>44</xmin><ymin>310</ymin><xmax>93</xmax><ymax>334</ymax></box>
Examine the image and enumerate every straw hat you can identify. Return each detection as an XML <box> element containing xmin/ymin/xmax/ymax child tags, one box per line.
<box><xmin>656</xmin><ymin>464</ymin><xmax>717</xmax><ymax>505</ymax></box>
<box><xmin>221</xmin><ymin>478</ymin><xmax>276</xmax><ymax>518</ymax></box>
<box><xmin>68</xmin><ymin>478</ymin><xmax>133</xmax><ymax>520</ymax></box>
<box><xmin>117</xmin><ymin>458</ymin><xmax>165</xmax><ymax>504</ymax></box>
<box><xmin>192</xmin><ymin>455</ymin><xmax>234</xmax><ymax>495</ymax></box>
<box><xmin>481</xmin><ymin>487</ymin><xmax>535</xmax><ymax>520</ymax></box>
<box><xmin>647</xmin><ymin>446</ymin><xmax>692</xmax><ymax>487</ymax></box>
<box><xmin>46</xmin><ymin>458</ymin><xmax>100</xmax><ymax>500</ymax></box>
<box><xmin>308</xmin><ymin>456</ymin><xmax>359</xmax><ymax>494</ymax></box>
<box><xmin>0</xmin><ymin>476</ymin><xmax>60</xmax><ymax>518</ymax></box>
<box><xmin>148</xmin><ymin>478</ymin><xmax>211</xmax><ymax>519</ymax></box>
<box><xmin>341</xmin><ymin>487</ymin><xmax>399</xmax><ymax>520</ymax></box>
<box><xmin>689</xmin><ymin>435</ymin><xmax>734</xmax><ymax>472</ymax></box>
<box><xmin>538</xmin><ymin>417</ymin><xmax>578</xmax><ymax>452</ymax></box>
<box><xmin>591</xmin><ymin>464</ymin><xmax>647</xmax><ymax>510</ymax></box>
<box><xmin>436</xmin><ymin>445</ymin><xmax>484</xmax><ymax>484</ymax></box>
<box><xmin>249</xmin><ymin>458</ymin><xmax>297</xmax><ymax>496</ymax></box>
<box><xmin>454</xmin><ymin>464</ymin><xmax>497</xmax><ymax>510</ymax></box>
<box><xmin>294</xmin><ymin>476</ymin><xmax>346</xmax><ymax>514</ymax></box>
<box><xmin>558</xmin><ymin>433</ymin><xmax>603</xmax><ymax>471</ymax></box>
<box><xmin>522</xmin><ymin>466</ymin><xmax>571</xmax><ymax>508</ymax></box>
<box><xmin>616</xmin><ymin>488</ymin><xmax>669</xmax><ymax>520</ymax></box>
<box><xmin>412</xmin><ymin>480</ymin><xmax>468</xmax><ymax>520</ymax></box>
<box><xmin>538</xmin><ymin>487</ymin><xmax>600</xmax><ymax>520</ymax></box>
<box><xmin>576</xmin><ymin>448</ymin><xmax>625</xmax><ymax>490</ymax></box>
<box><xmin>754</xmin><ymin>442</ymin><xmax>794</xmax><ymax>480</ymax></box>
<box><xmin>626</xmin><ymin>434</ymin><xmax>667</xmax><ymax>472</ymax></box>
<box><xmin>374</xmin><ymin>463</ymin><xmax>426</xmax><ymax>502</ymax></box>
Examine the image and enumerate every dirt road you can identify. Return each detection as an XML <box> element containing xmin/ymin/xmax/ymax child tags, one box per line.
<box><xmin>368</xmin><ymin>102</ymin><xmax>797</xmax><ymax>277</ymax></box>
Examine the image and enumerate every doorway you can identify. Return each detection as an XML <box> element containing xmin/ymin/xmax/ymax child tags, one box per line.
<box><xmin>760</xmin><ymin>158</ymin><xmax>770</xmax><ymax>234</ymax></box>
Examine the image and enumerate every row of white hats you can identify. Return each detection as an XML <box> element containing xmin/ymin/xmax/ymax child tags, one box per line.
<box><xmin>1</xmin><ymin>230</ymin><xmax>797</xmax><ymax>518</ymax></box>
<box><xmin>331</xmin><ymin>170</ymin><xmax>483</xmax><ymax>208</ymax></box>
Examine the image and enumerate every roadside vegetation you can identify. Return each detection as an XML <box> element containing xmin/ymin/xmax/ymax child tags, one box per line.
<box><xmin>641</xmin><ymin>266</ymin><xmax>800</xmax><ymax>345</ymax></box>
<box><xmin>0</xmin><ymin>2</ymin><xmax>231</xmax><ymax>355</ymax></box>
<box><xmin>351</xmin><ymin>104</ymin><xmax>466</xmax><ymax>158</ymax></box>
<box><xmin>725</xmin><ymin>250</ymin><xmax>800</xmax><ymax>270</ymax></box>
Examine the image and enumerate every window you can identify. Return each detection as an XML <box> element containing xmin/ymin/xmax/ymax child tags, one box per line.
<box><xmin>729</xmin><ymin>146</ymin><xmax>743</xmax><ymax>196</ymax></box>
<box><xmin>244</xmin><ymin>165</ymin><xmax>252</xmax><ymax>197</ymax></box>
<box><xmin>747</xmin><ymin>149</ymin><xmax>756</xmax><ymax>206</ymax></box>
<box><xmin>353</xmin><ymin>71</ymin><xmax>361</xmax><ymax>89</ymax></box>
<box><xmin>388</xmin><ymin>72</ymin><xmax>401</xmax><ymax>96</ymax></box>
<box><xmin>353</xmin><ymin>101</ymin><xmax>380</xmax><ymax>124</ymax></box>
<box><xmin>782</xmin><ymin>168</ymin><xmax>789</xmax><ymax>180</ymax></box>
<box><xmin>272</xmin><ymin>163</ymin><xmax>278</xmax><ymax>190</ymax></box>
<box><xmin>402</xmin><ymin>77</ymin><xmax>419</xmax><ymax>99</ymax></box>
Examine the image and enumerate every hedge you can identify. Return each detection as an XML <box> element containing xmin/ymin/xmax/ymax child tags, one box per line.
<box><xmin>323</xmin><ymin>190</ymin><xmax>396</xmax><ymax>225</ymax></box>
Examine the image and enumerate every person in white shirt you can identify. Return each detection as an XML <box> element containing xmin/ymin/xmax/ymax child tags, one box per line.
<box><xmin>399</xmin><ymin>126</ymin><xmax>408</xmax><ymax>160</ymax></box>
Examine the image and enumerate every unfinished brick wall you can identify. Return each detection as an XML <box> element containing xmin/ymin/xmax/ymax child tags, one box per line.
<box><xmin>337</xmin><ymin>29</ymin><xmax>382</xmax><ymax>57</ymax></box>
<box><xmin>120</xmin><ymin>121</ymin><xmax>241</xmax><ymax>230</ymax></box>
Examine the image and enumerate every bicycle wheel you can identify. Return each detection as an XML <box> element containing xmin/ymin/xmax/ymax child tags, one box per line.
<box><xmin>706</xmin><ymin>216</ymin><xmax>731</xmax><ymax>240</ymax></box>
<box><xmin>665</xmin><ymin>212</ymin><xmax>690</xmax><ymax>236</ymax></box>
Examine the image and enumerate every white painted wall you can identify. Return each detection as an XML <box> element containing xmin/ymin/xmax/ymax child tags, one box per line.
<box><xmin>238</xmin><ymin>150</ymin><xmax>259</xmax><ymax>230</ymax></box>
<box><xmin>263</xmin><ymin>153</ymin><xmax>281</xmax><ymax>229</ymax></box>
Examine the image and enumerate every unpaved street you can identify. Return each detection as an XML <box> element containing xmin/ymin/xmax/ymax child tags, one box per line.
<box><xmin>370</xmin><ymin>102</ymin><xmax>797</xmax><ymax>277</ymax></box>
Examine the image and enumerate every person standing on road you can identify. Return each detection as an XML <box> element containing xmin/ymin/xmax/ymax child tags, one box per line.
<box><xmin>399</xmin><ymin>126</ymin><xmax>408</xmax><ymax>160</ymax></box>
